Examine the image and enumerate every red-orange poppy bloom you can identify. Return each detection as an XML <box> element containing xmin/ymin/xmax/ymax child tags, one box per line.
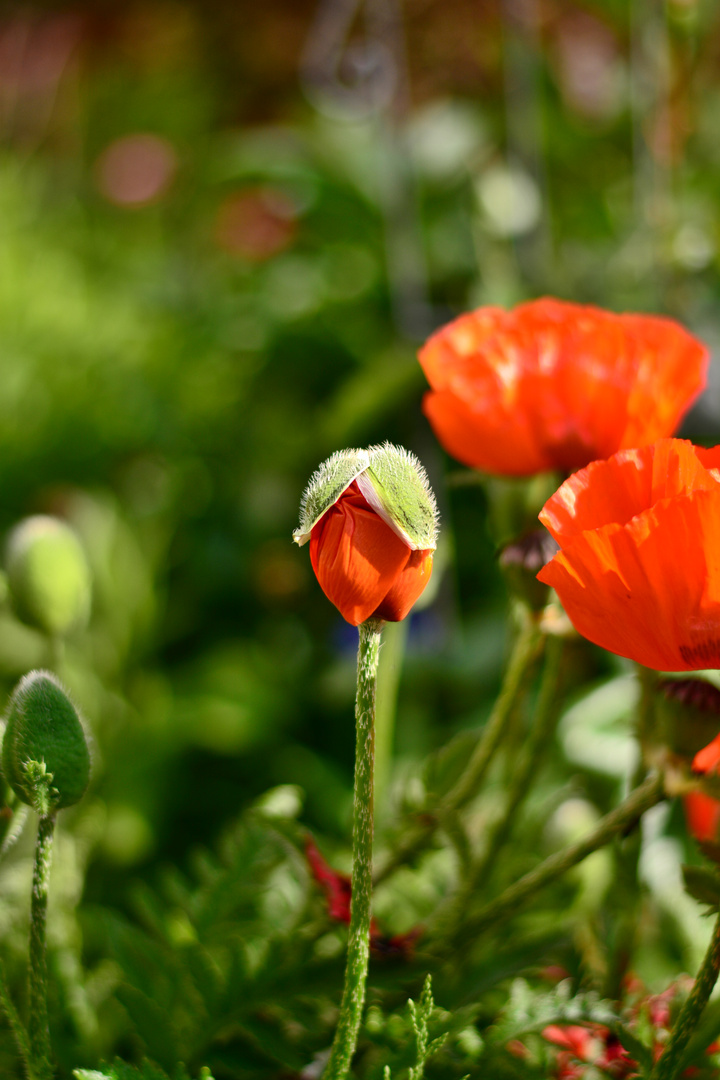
<box><xmin>309</xmin><ymin>481</ymin><xmax>433</xmax><ymax>626</ymax></box>
<box><xmin>418</xmin><ymin>298</ymin><xmax>708</xmax><ymax>476</ymax></box>
<box><xmin>537</xmin><ymin>438</ymin><xmax>720</xmax><ymax>671</ymax></box>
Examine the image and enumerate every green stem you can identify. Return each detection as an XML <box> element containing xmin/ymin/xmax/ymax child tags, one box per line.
<box><xmin>374</xmin><ymin>619</ymin><xmax>408</xmax><ymax>815</ymax></box>
<box><xmin>374</xmin><ymin>614</ymin><xmax>543</xmax><ymax>884</ymax></box>
<box><xmin>324</xmin><ymin>618</ymin><xmax>383</xmax><ymax>1080</ymax></box>
<box><xmin>455</xmin><ymin>772</ymin><xmax>664</xmax><ymax>945</ymax></box>
<box><xmin>0</xmin><ymin>956</ymin><xmax>35</xmax><ymax>1080</ymax></box>
<box><xmin>443</xmin><ymin>613</ymin><xmax>543</xmax><ymax>811</ymax></box>
<box><xmin>471</xmin><ymin>634</ymin><xmax>564</xmax><ymax>890</ymax></box>
<box><xmin>649</xmin><ymin>909</ymin><xmax>720</xmax><ymax>1080</ymax></box>
<box><xmin>29</xmin><ymin>815</ymin><xmax>55</xmax><ymax>1080</ymax></box>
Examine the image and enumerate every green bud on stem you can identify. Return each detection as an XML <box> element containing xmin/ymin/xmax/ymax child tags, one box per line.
<box><xmin>6</xmin><ymin>516</ymin><xmax>91</xmax><ymax>637</ymax></box>
<box><xmin>2</xmin><ymin>672</ymin><xmax>90</xmax><ymax>814</ymax></box>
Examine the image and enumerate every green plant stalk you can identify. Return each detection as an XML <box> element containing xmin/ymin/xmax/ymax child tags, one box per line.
<box><xmin>0</xmin><ymin>956</ymin><xmax>35</xmax><ymax>1080</ymax></box>
<box><xmin>604</xmin><ymin>666</ymin><xmax>655</xmax><ymax>999</ymax></box>
<box><xmin>29</xmin><ymin>814</ymin><xmax>55</xmax><ymax>1080</ymax></box>
<box><xmin>373</xmin><ymin>618</ymin><xmax>408</xmax><ymax>815</ymax></box>
<box><xmin>649</xmin><ymin>909</ymin><xmax>720</xmax><ymax>1080</ymax></box>
<box><xmin>324</xmin><ymin>618</ymin><xmax>383</xmax><ymax>1080</ymax></box>
<box><xmin>374</xmin><ymin>613</ymin><xmax>543</xmax><ymax>884</ymax></box>
<box><xmin>469</xmin><ymin>633</ymin><xmax>564</xmax><ymax>891</ymax></box>
<box><xmin>456</xmin><ymin>771</ymin><xmax>664</xmax><ymax>945</ymax></box>
<box><xmin>443</xmin><ymin>612</ymin><xmax>543</xmax><ymax>811</ymax></box>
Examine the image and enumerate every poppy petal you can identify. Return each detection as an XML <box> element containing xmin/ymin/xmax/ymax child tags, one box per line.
<box><xmin>693</xmin><ymin>732</ymin><xmax>720</xmax><ymax>774</ymax></box>
<box><xmin>540</xmin><ymin>439</ymin><xmax>720</xmax><ymax>545</ymax></box>
<box><xmin>621</xmin><ymin>314</ymin><xmax>709</xmax><ymax>447</ymax></box>
<box><xmin>684</xmin><ymin>791</ymin><xmax>720</xmax><ymax>843</ymax></box>
<box><xmin>423</xmin><ymin>388</ymin><xmax>546</xmax><ymax>475</ymax></box>
<box><xmin>309</xmin><ymin>485</ymin><xmax>410</xmax><ymax>626</ymax></box>
<box><xmin>418</xmin><ymin>299</ymin><xmax>708</xmax><ymax>477</ymax></box>
<box><xmin>538</xmin><ymin>489</ymin><xmax>720</xmax><ymax>671</ymax></box>
<box><xmin>372</xmin><ymin>548</ymin><xmax>433</xmax><ymax>622</ymax></box>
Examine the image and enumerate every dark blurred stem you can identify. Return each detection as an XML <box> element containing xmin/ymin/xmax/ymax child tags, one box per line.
<box><xmin>456</xmin><ymin>772</ymin><xmax>665</xmax><ymax>945</ymax></box>
<box><xmin>0</xmin><ymin>957</ymin><xmax>34</xmax><ymax>1080</ymax></box>
<box><xmin>29</xmin><ymin>814</ymin><xmax>55</xmax><ymax>1080</ymax></box>
<box><xmin>374</xmin><ymin>612</ymin><xmax>543</xmax><ymax>884</ymax></box>
<box><xmin>324</xmin><ymin>618</ymin><xmax>382</xmax><ymax>1080</ymax></box>
<box><xmin>649</xmin><ymin>909</ymin><xmax>720</xmax><ymax>1080</ymax></box>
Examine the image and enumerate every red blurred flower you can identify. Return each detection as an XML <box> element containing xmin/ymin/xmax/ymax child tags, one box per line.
<box><xmin>214</xmin><ymin>187</ymin><xmax>297</xmax><ymax>261</ymax></box>
<box><xmin>537</xmin><ymin>438</ymin><xmax>720</xmax><ymax>671</ymax></box>
<box><xmin>309</xmin><ymin>481</ymin><xmax>433</xmax><ymax>626</ymax></box>
<box><xmin>304</xmin><ymin>837</ymin><xmax>420</xmax><ymax>958</ymax></box>
<box><xmin>418</xmin><ymin>299</ymin><xmax>707</xmax><ymax>477</ymax></box>
<box><xmin>542</xmin><ymin>1024</ymin><xmax>636</xmax><ymax>1078</ymax></box>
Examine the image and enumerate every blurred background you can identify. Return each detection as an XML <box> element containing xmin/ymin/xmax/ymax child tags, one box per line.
<box><xmin>0</xmin><ymin>0</ymin><xmax>719</xmax><ymax>1073</ymax></box>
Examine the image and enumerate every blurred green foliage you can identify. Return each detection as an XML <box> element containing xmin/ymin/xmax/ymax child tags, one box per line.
<box><xmin>0</xmin><ymin>1</ymin><xmax>717</xmax><ymax>1076</ymax></box>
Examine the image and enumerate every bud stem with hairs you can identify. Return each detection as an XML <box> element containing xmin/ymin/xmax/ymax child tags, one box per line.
<box><xmin>28</xmin><ymin>814</ymin><xmax>55</xmax><ymax>1080</ymax></box>
<box><xmin>324</xmin><ymin>618</ymin><xmax>382</xmax><ymax>1080</ymax></box>
<box><xmin>0</xmin><ymin>672</ymin><xmax>91</xmax><ymax>1080</ymax></box>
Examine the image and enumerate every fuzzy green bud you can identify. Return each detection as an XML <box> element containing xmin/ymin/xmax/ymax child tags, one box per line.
<box><xmin>293</xmin><ymin>442</ymin><xmax>438</xmax><ymax>551</ymax></box>
<box><xmin>6</xmin><ymin>515</ymin><xmax>91</xmax><ymax>637</ymax></box>
<box><xmin>2</xmin><ymin>671</ymin><xmax>90</xmax><ymax>812</ymax></box>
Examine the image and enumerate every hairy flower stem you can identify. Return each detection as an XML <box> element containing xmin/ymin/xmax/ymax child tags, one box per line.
<box><xmin>454</xmin><ymin>772</ymin><xmax>665</xmax><ymax>946</ymax></box>
<box><xmin>324</xmin><ymin>618</ymin><xmax>383</xmax><ymax>1080</ymax></box>
<box><xmin>649</xmin><ymin>909</ymin><xmax>720</xmax><ymax>1080</ymax></box>
<box><xmin>29</xmin><ymin>815</ymin><xmax>55</xmax><ymax>1080</ymax></box>
<box><xmin>374</xmin><ymin>614</ymin><xmax>543</xmax><ymax>885</ymax></box>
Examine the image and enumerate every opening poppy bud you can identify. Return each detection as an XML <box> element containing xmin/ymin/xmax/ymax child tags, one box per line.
<box><xmin>6</xmin><ymin>516</ymin><xmax>92</xmax><ymax>637</ymax></box>
<box><xmin>2</xmin><ymin>671</ymin><xmax>91</xmax><ymax>813</ymax></box>
<box><xmin>294</xmin><ymin>444</ymin><xmax>439</xmax><ymax>626</ymax></box>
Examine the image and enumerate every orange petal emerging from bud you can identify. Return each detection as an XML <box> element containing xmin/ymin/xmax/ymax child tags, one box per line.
<box><xmin>309</xmin><ymin>483</ymin><xmax>433</xmax><ymax>626</ymax></box>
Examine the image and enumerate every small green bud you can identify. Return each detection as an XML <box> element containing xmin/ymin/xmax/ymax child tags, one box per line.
<box><xmin>2</xmin><ymin>671</ymin><xmax>90</xmax><ymax>812</ymax></box>
<box><xmin>6</xmin><ymin>515</ymin><xmax>91</xmax><ymax>636</ymax></box>
<box><xmin>293</xmin><ymin>443</ymin><xmax>438</xmax><ymax>551</ymax></box>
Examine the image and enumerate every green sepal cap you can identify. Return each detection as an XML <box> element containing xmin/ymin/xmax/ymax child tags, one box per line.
<box><xmin>6</xmin><ymin>515</ymin><xmax>91</xmax><ymax>637</ymax></box>
<box><xmin>293</xmin><ymin>443</ymin><xmax>438</xmax><ymax>551</ymax></box>
<box><xmin>2</xmin><ymin>671</ymin><xmax>90</xmax><ymax>812</ymax></box>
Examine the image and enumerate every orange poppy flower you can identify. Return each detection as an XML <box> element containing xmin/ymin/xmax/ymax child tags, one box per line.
<box><xmin>418</xmin><ymin>298</ymin><xmax>708</xmax><ymax>476</ymax></box>
<box><xmin>309</xmin><ymin>481</ymin><xmax>433</xmax><ymax>626</ymax></box>
<box><xmin>537</xmin><ymin>438</ymin><xmax>720</xmax><ymax>671</ymax></box>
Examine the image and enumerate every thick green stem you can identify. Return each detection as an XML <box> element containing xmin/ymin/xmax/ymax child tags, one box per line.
<box><xmin>0</xmin><ymin>956</ymin><xmax>35</xmax><ymax>1080</ymax></box>
<box><xmin>649</xmin><ymin>909</ymin><xmax>720</xmax><ymax>1080</ymax></box>
<box><xmin>374</xmin><ymin>614</ymin><xmax>543</xmax><ymax>884</ymax></box>
<box><xmin>455</xmin><ymin>772</ymin><xmax>664</xmax><ymax>945</ymax></box>
<box><xmin>324</xmin><ymin>618</ymin><xmax>382</xmax><ymax>1080</ymax></box>
<box><xmin>29</xmin><ymin>815</ymin><xmax>55</xmax><ymax>1080</ymax></box>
